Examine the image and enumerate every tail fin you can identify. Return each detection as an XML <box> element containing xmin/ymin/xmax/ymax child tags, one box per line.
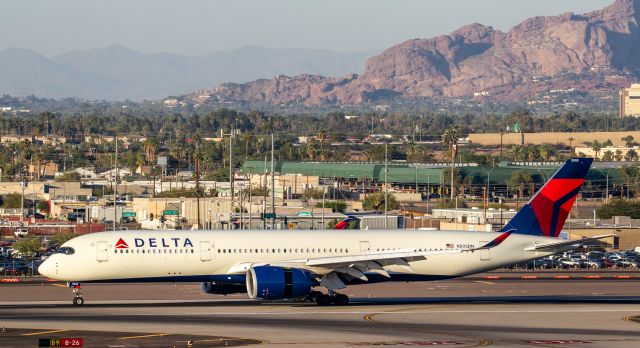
<box><xmin>333</xmin><ymin>216</ymin><xmax>358</xmax><ymax>230</ymax></box>
<box><xmin>500</xmin><ymin>158</ymin><xmax>593</xmax><ymax>237</ymax></box>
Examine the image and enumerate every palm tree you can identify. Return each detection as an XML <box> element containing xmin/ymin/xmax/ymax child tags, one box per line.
<box><xmin>567</xmin><ymin>137</ymin><xmax>575</xmax><ymax>149</ymax></box>
<box><xmin>442</xmin><ymin>126</ymin><xmax>459</xmax><ymax>199</ymax></box>
<box><xmin>615</xmin><ymin>150</ymin><xmax>624</xmax><ymax>162</ymax></box>
<box><xmin>539</xmin><ymin>145</ymin><xmax>551</xmax><ymax>162</ymax></box>
<box><xmin>625</xmin><ymin>149</ymin><xmax>638</xmax><ymax>162</ymax></box>
<box><xmin>306</xmin><ymin>140</ymin><xmax>317</xmax><ymax>161</ymax></box>
<box><xmin>142</xmin><ymin>138</ymin><xmax>158</xmax><ymax>165</ymax></box>
<box><xmin>317</xmin><ymin>130</ymin><xmax>327</xmax><ymax>161</ymax></box>
<box><xmin>242</xmin><ymin>133</ymin><xmax>253</xmax><ymax>159</ymax></box>
<box><xmin>591</xmin><ymin>140</ymin><xmax>602</xmax><ymax>161</ymax></box>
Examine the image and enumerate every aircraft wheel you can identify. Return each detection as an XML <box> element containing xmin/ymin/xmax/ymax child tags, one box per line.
<box><xmin>315</xmin><ymin>294</ymin><xmax>332</xmax><ymax>306</ymax></box>
<box><xmin>73</xmin><ymin>297</ymin><xmax>84</xmax><ymax>306</ymax></box>
<box><xmin>307</xmin><ymin>291</ymin><xmax>322</xmax><ymax>302</ymax></box>
<box><xmin>334</xmin><ymin>294</ymin><xmax>349</xmax><ymax>306</ymax></box>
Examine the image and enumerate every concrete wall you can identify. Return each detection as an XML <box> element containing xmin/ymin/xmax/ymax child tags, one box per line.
<box><xmin>568</xmin><ymin>228</ymin><xmax>640</xmax><ymax>250</ymax></box>
<box><xmin>469</xmin><ymin>131</ymin><xmax>640</xmax><ymax>147</ymax></box>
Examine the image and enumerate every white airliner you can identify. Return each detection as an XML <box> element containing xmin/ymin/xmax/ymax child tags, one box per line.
<box><xmin>39</xmin><ymin>158</ymin><xmax>611</xmax><ymax>306</ymax></box>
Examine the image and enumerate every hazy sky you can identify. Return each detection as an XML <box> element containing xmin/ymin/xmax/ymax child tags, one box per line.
<box><xmin>2</xmin><ymin>0</ymin><xmax>614</xmax><ymax>56</ymax></box>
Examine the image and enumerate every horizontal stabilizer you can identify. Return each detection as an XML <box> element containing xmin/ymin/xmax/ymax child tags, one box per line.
<box><xmin>524</xmin><ymin>234</ymin><xmax>616</xmax><ymax>252</ymax></box>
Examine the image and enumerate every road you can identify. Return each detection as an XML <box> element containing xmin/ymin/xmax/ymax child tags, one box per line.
<box><xmin>1</xmin><ymin>278</ymin><xmax>639</xmax><ymax>347</ymax></box>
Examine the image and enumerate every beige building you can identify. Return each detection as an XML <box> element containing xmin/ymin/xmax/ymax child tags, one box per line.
<box><xmin>29</xmin><ymin>162</ymin><xmax>59</xmax><ymax>179</ymax></box>
<box><xmin>620</xmin><ymin>84</ymin><xmax>640</xmax><ymax>117</ymax></box>
<box><xmin>249</xmin><ymin>173</ymin><xmax>320</xmax><ymax>196</ymax></box>
<box><xmin>575</xmin><ymin>146</ymin><xmax>640</xmax><ymax>161</ymax></box>
<box><xmin>1</xmin><ymin>135</ymin><xmax>34</xmax><ymax>144</ymax></box>
<box><xmin>469</xmin><ymin>131</ymin><xmax>640</xmax><ymax>147</ymax></box>
<box><xmin>35</xmin><ymin>135</ymin><xmax>67</xmax><ymax>146</ymax></box>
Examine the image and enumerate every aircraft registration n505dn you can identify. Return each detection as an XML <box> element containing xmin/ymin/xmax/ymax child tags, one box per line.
<box><xmin>39</xmin><ymin>158</ymin><xmax>611</xmax><ymax>306</ymax></box>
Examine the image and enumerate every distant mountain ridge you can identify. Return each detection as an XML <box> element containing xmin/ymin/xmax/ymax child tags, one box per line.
<box><xmin>196</xmin><ymin>0</ymin><xmax>640</xmax><ymax>106</ymax></box>
<box><xmin>0</xmin><ymin>45</ymin><xmax>375</xmax><ymax>100</ymax></box>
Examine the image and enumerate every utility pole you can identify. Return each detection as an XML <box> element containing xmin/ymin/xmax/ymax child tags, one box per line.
<box><xmin>20</xmin><ymin>178</ymin><xmax>26</xmax><ymax>225</ymax></box>
<box><xmin>322</xmin><ymin>186</ymin><xmax>326</xmax><ymax>229</ymax></box>
<box><xmin>384</xmin><ymin>143</ymin><xmax>388</xmax><ymax>229</ymax></box>
<box><xmin>483</xmin><ymin>186</ymin><xmax>487</xmax><ymax>225</ymax></box>
<box><xmin>248</xmin><ymin>171</ymin><xmax>252</xmax><ymax>230</ymax></box>
<box><xmin>271</xmin><ymin>133</ymin><xmax>275</xmax><ymax>229</ymax></box>
<box><xmin>229</xmin><ymin>128</ymin><xmax>234</xmax><ymax>210</ymax></box>
<box><xmin>113</xmin><ymin>137</ymin><xmax>118</xmax><ymax>232</ymax></box>
<box><xmin>195</xmin><ymin>154</ymin><xmax>201</xmax><ymax>230</ymax></box>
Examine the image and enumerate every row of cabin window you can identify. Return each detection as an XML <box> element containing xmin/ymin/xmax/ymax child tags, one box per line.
<box><xmin>218</xmin><ymin>248</ymin><xmax>349</xmax><ymax>254</ymax></box>
<box><xmin>115</xmin><ymin>249</ymin><xmax>195</xmax><ymax>254</ymax></box>
<box><xmin>376</xmin><ymin>248</ymin><xmax>441</xmax><ymax>252</ymax></box>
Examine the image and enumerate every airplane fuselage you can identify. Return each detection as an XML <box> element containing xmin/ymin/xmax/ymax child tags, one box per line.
<box><xmin>40</xmin><ymin>229</ymin><xmax>556</xmax><ymax>283</ymax></box>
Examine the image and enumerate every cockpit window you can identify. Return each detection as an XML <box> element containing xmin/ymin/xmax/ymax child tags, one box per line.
<box><xmin>55</xmin><ymin>247</ymin><xmax>75</xmax><ymax>255</ymax></box>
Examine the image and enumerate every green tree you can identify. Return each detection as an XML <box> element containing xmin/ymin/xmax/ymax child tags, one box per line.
<box><xmin>317</xmin><ymin>129</ymin><xmax>327</xmax><ymax>161</ymax></box>
<box><xmin>315</xmin><ymin>201</ymin><xmax>347</xmax><ymax>213</ymax></box>
<box><xmin>49</xmin><ymin>232</ymin><xmax>76</xmax><ymax>248</ymax></box>
<box><xmin>55</xmin><ymin>172</ymin><xmax>80</xmax><ymax>182</ymax></box>
<box><xmin>442</xmin><ymin>126</ymin><xmax>459</xmax><ymax>199</ymax></box>
<box><xmin>12</xmin><ymin>238</ymin><xmax>43</xmax><ymax>257</ymax></box>
<box><xmin>508</xmin><ymin>170</ymin><xmax>535</xmax><ymax>198</ymax></box>
<box><xmin>622</xmin><ymin>135</ymin><xmax>636</xmax><ymax>147</ymax></box>
<box><xmin>591</xmin><ymin>140</ymin><xmax>602</xmax><ymax>160</ymax></box>
<box><xmin>1</xmin><ymin>193</ymin><xmax>23</xmax><ymax>208</ymax></box>
<box><xmin>625</xmin><ymin>149</ymin><xmax>639</xmax><ymax>162</ymax></box>
<box><xmin>596</xmin><ymin>199</ymin><xmax>640</xmax><ymax>219</ymax></box>
<box><xmin>363</xmin><ymin>191</ymin><xmax>399</xmax><ymax>211</ymax></box>
<box><xmin>37</xmin><ymin>200</ymin><xmax>50</xmax><ymax>214</ymax></box>
<box><xmin>141</xmin><ymin>138</ymin><xmax>158</xmax><ymax>165</ymax></box>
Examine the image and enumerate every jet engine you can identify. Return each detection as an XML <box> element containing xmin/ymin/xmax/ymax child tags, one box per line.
<box><xmin>201</xmin><ymin>281</ymin><xmax>246</xmax><ymax>295</ymax></box>
<box><xmin>246</xmin><ymin>266</ymin><xmax>317</xmax><ymax>300</ymax></box>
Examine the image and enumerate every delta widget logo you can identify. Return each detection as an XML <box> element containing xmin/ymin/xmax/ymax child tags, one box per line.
<box><xmin>115</xmin><ymin>238</ymin><xmax>129</xmax><ymax>249</ymax></box>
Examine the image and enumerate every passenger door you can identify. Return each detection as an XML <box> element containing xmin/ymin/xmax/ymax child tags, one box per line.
<box><xmin>200</xmin><ymin>241</ymin><xmax>212</xmax><ymax>262</ymax></box>
<box><xmin>96</xmin><ymin>241</ymin><xmax>108</xmax><ymax>262</ymax></box>
<box><xmin>359</xmin><ymin>241</ymin><xmax>371</xmax><ymax>254</ymax></box>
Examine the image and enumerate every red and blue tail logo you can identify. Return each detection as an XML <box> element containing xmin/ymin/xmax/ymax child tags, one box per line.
<box><xmin>500</xmin><ymin>158</ymin><xmax>593</xmax><ymax>238</ymax></box>
<box><xmin>333</xmin><ymin>216</ymin><xmax>358</xmax><ymax>230</ymax></box>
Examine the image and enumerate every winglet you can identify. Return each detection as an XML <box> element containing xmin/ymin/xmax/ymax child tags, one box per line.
<box><xmin>476</xmin><ymin>230</ymin><xmax>513</xmax><ymax>250</ymax></box>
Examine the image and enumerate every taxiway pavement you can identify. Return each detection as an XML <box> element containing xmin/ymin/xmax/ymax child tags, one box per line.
<box><xmin>1</xmin><ymin>278</ymin><xmax>639</xmax><ymax>347</ymax></box>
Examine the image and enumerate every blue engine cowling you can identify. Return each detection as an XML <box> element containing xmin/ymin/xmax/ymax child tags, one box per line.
<box><xmin>201</xmin><ymin>281</ymin><xmax>246</xmax><ymax>295</ymax></box>
<box><xmin>246</xmin><ymin>266</ymin><xmax>317</xmax><ymax>300</ymax></box>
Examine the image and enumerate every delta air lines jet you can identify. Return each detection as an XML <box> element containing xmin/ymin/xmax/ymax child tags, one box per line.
<box><xmin>39</xmin><ymin>158</ymin><xmax>611</xmax><ymax>306</ymax></box>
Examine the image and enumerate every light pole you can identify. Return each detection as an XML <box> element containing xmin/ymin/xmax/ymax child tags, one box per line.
<box><xmin>271</xmin><ymin>133</ymin><xmax>275</xmax><ymax>229</ymax></box>
<box><xmin>20</xmin><ymin>179</ymin><xmax>26</xmax><ymax>225</ymax></box>
<box><xmin>113</xmin><ymin>137</ymin><xmax>118</xmax><ymax>232</ymax></box>
<box><xmin>384</xmin><ymin>143</ymin><xmax>388</xmax><ymax>229</ymax></box>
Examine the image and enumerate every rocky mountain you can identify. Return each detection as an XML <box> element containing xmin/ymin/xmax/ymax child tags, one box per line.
<box><xmin>199</xmin><ymin>0</ymin><xmax>640</xmax><ymax>106</ymax></box>
<box><xmin>0</xmin><ymin>46</ymin><xmax>374</xmax><ymax>100</ymax></box>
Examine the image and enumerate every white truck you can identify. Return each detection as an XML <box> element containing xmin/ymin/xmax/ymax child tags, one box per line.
<box><xmin>14</xmin><ymin>228</ymin><xmax>28</xmax><ymax>238</ymax></box>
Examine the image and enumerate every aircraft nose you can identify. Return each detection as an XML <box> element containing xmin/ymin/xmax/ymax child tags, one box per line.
<box><xmin>38</xmin><ymin>259</ymin><xmax>54</xmax><ymax>278</ymax></box>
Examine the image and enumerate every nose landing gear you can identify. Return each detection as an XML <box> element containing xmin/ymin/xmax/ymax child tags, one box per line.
<box><xmin>68</xmin><ymin>282</ymin><xmax>84</xmax><ymax>306</ymax></box>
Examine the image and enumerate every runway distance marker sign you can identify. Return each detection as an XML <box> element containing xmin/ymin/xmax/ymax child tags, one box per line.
<box><xmin>38</xmin><ymin>338</ymin><xmax>83</xmax><ymax>347</ymax></box>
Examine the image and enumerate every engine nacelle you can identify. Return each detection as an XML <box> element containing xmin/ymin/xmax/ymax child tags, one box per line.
<box><xmin>201</xmin><ymin>281</ymin><xmax>246</xmax><ymax>295</ymax></box>
<box><xmin>246</xmin><ymin>266</ymin><xmax>316</xmax><ymax>300</ymax></box>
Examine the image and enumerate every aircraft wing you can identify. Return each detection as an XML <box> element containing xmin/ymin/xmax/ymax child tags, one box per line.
<box><xmin>227</xmin><ymin>231</ymin><xmax>513</xmax><ymax>284</ymax></box>
<box><xmin>524</xmin><ymin>234</ymin><xmax>616</xmax><ymax>252</ymax></box>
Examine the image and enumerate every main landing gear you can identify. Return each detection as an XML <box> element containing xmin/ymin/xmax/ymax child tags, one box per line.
<box><xmin>308</xmin><ymin>290</ymin><xmax>349</xmax><ymax>306</ymax></box>
<box><xmin>68</xmin><ymin>282</ymin><xmax>84</xmax><ymax>306</ymax></box>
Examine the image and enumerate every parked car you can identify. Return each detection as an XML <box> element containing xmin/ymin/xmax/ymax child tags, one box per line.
<box><xmin>14</xmin><ymin>228</ymin><xmax>28</xmax><ymax>237</ymax></box>
<box><xmin>581</xmin><ymin>259</ymin><xmax>602</xmax><ymax>269</ymax></box>
<box><xmin>616</xmin><ymin>259</ymin><xmax>640</xmax><ymax>268</ymax></box>
<box><xmin>558</xmin><ymin>258</ymin><xmax>582</xmax><ymax>269</ymax></box>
